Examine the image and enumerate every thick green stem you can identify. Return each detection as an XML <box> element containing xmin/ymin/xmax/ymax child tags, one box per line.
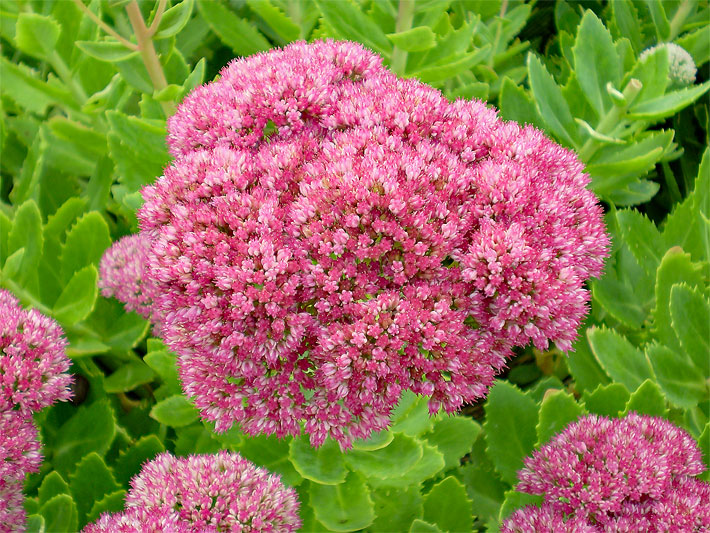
<box><xmin>669</xmin><ymin>0</ymin><xmax>693</xmax><ymax>41</ymax></box>
<box><xmin>125</xmin><ymin>0</ymin><xmax>175</xmax><ymax>117</ymax></box>
<box><xmin>390</xmin><ymin>0</ymin><xmax>416</xmax><ymax>76</ymax></box>
<box><xmin>578</xmin><ymin>79</ymin><xmax>643</xmax><ymax>161</ymax></box>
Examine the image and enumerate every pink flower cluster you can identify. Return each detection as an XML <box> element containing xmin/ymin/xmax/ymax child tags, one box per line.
<box><xmin>102</xmin><ymin>40</ymin><xmax>607</xmax><ymax>447</ymax></box>
<box><xmin>502</xmin><ymin>413</ymin><xmax>710</xmax><ymax>532</ymax></box>
<box><xmin>83</xmin><ymin>451</ymin><xmax>300</xmax><ymax>532</ymax></box>
<box><xmin>0</xmin><ymin>290</ymin><xmax>73</xmax><ymax>531</ymax></box>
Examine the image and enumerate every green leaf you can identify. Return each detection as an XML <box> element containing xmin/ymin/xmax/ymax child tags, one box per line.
<box><xmin>246</xmin><ymin>0</ymin><xmax>300</xmax><ymax>43</ymax></box>
<box><xmin>197</xmin><ymin>0</ymin><xmax>270</xmax><ymax>56</ymax></box>
<box><xmin>310</xmin><ymin>472</ymin><xmax>375</xmax><ymax>532</ymax></box>
<box><xmin>86</xmin><ymin>489</ymin><xmax>126</xmax><ymax>524</ymax></box>
<box><xmin>615</xmin><ymin>209</ymin><xmax>666</xmax><ymax>277</ymax></box>
<box><xmin>410</xmin><ymin>519</ymin><xmax>442</xmax><ymax>533</ymax></box>
<box><xmin>483</xmin><ymin>381</ymin><xmax>538</xmax><ymax>485</ymax></box>
<box><xmin>628</xmin><ymin>46</ymin><xmax>669</xmax><ymax>102</ymax></box>
<box><xmin>52</xmin><ymin>265</ymin><xmax>98</xmax><ymax>325</ymax></box>
<box><xmin>237</xmin><ymin>434</ymin><xmax>303</xmax><ymax>487</ymax></box>
<box><xmin>675</xmin><ymin>24</ymin><xmax>710</xmax><ymax>66</ymax></box>
<box><xmin>461</xmin><ymin>463</ymin><xmax>507</xmax><ymax>525</ymax></box>
<box><xmin>60</xmin><ymin>211</ymin><xmax>111</xmax><ymax>283</ymax></box>
<box><xmin>38</xmin><ymin>471</ymin><xmax>70</xmax><ymax>506</ymax></box>
<box><xmin>351</xmin><ymin>429</ymin><xmax>394</xmax><ymax>451</ymax></box>
<box><xmin>582</xmin><ymin>383</ymin><xmax>630</xmax><ymax>417</ymax></box>
<box><xmin>54</xmin><ymin>399</ymin><xmax>116</xmax><ymax>475</ymax></box>
<box><xmin>368</xmin><ymin>441</ymin><xmax>444</xmax><ymax>488</ymax></box>
<box><xmin>25</xmin><ymin>514</ymin><xmax>44</xmax><ymax>533</ymax></box>
<box><xmin>314</xmin><ymin>0</ymin><xmax>393</xmax><ymax>57</ymax></box>
<box><xmin>499</xmin><ymin>491</ymin><xmax>543</xmax><ymax>522</ymax></box>
<box><xmin>11</xmin><ymin>126</ymin><xmax>47</xmax><ymax>206</ymax></box>
<box><xmin>698</xmin><ymin>423</ymin><xmax>710</xmax><ymax>482</ymax></box>
<box><xmin>69</xmin><ymin>452</ymin><xmax>121</xmax><ymax>523</ymax></box>
<box><xmin>536</xmin><ymin>390</ymin><xmax>586</xmax><ymax>445</ymax></box>
<box><xmin>572</xmin><ymin>10</ymin><xmax>620</xmax><ymax>115</ymax></box>
<box><xmin>155</xmin><ymin>0</ymin><xmax>194</xmax><ymax>39</ymax></box>
<box><xmin>387</xmin><ymin>26</ymin><xmax>437</xmax><ymax>52</ymax></box>
<box><xmin>654</xmin><ymin>248</ymin><xmax>705</xmax><ymax>353</ymax></box>
<box><xmin>424</xmin><ymin>416</ymin><xmax>480</xmax><ymax>470</ymax></box>
<box><xmin>670</xmin><ymin>284</ymin><xmax>710</xmax><ymax>376</ymax></box>
<box><xmin>174</xmin><ymin>424</ymin><xmax>221</xmax><ymax>455</ymax></box>
<box><xmin>606</xmin><ymin>179</ymin><xmax>660</xmax><ymax>206</ymax></box>
<box><xmin>422</xmin><ymin>476</ymin><xmax>472</xmax><ymax>533</ymax></box>
<box><xmin>49</xmin><ymin>117</ymin><xmax>108</xmax><ymax>158</ymax></box>
<box><xmin>370</xmin><ymin>487</ymin><xmax>423</xmax><ymax>533</ymax></box>
<box><xmin>113</xmin><ymin>434</ymin><xmax>165</xmax><ymax>487</ymax></box>
<box><xmin>646</xmin><ymin>342</ymin><xmax>707</xmax><ymax>409</ymax></box>
<box><xmin>40</xmin><ymin>494</ymin><xmax>78</xmax><ymax>533</ymax></box>
<box><xmin>587</xmin><ymin>131</ymin><xmax>674</xmax><ymax>195</ymax></box>
<box><xmin>0</xmin><ymin>57</ymin><xmax>74</xmax><ymax>114</ymax></box>
<box><xmin>587</xmin><ymin>326</ymin><xmax>654</xmax><ymax>391</ymax></box>
<box><xmin>611</xmin><ymin>0</ymin><xmax>642</xmax><ymax>54</ymax></box>
<box><xmin>8</xmin><ymin>199</ymin><xmax>43</xmax><ymax>286</ymax></box>
<box><xmin>592</xmin><ymin>276</ymin><xmax>647</xmax><ymax>329</ymax></box>
<box><xmin>104</xmin><ymin>361</ymin><xmax>156</xmax><ymax>393</ymax></box>
<box><xmin>143</xmin><ymin>349</ymin><xmax>180</xmax><ymax>393</ymax></box>
<box><xmin>527</xmin><ymin>53</ymin><xmax>579</xmax><ymax>148</ymax></box>
<box><xmin>76</xmin><ymin>40</ymin><xmax>139</xmax><ymax>62</ymax></box>
<box><xmin>346</xmin><ymin>433</ymin><xmax>423</xmax><ymax>480</ymax></box>
<box><xmin>15</xmin><ymin>13</ymin><xmax>60</xmax><ymax>60</ymax></box>
<box><xmin>150</xmin><ymin>394</ymin><xmax>199</xmax><ymax>427</ymax></box>
<box><xmin>499</xmin><ymin>77</ymin><xmax>545</xmax><ymax>129</ymax></box>
<box><xmin>289</xmin><ymin>435</ymin><xmax>347</xmax><ymax>485</ymax></box>
<box><xmin>390</xmin><ymin>391</ymin><xmax>433</xmax><ymax>436</ymax></box>
<box><xmin>628</xmin><ymin>80</ymin><xmax>710</xmax><ymax>121</ymax></box>
<box><xmin>623</xmin><ymin>379</ymin><xmax>667</xmax><ymax>417</ymax></box>
<box><xmin>644</xmin><ymin>0</ymin><xmax>670</xmax><ymax>41</ymax></box>
<box><xmin>412</xmin><ymin>46</ymin><xmax>490</xmax><ymax>85</ymax></box>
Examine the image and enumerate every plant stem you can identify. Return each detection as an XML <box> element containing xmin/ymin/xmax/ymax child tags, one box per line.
<box><xmin>148</xmin><ymin>0</ymin><xmax>168</xmax><ymax>35</ymax></box>
<box><xmin>390</xmin><ymin>0</ymin><xmax>416</xmax><ymax>76</ymax></box>
<box><xmin>71</xmin><ymin>0</ymin><xmax>138</xmax><ymax>50</ymax></box>
<box><xmin>125</xmin><ymin>0</ymin><xmax>175</xmax><ymax>117</ymax></box>
<box><xmin>578</xmin><ymin>79</ymin><xmax>643</xmax><ymax>162</ymax></box>
<box><xmin>669</xmin><ymin>0</ymin><xmax>693</xmax><ymax>41</ymax></box>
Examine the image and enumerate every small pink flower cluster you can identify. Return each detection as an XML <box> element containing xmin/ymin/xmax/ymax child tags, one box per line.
<box><xmin>102</xmin><ymin>40</ymin><xmax>608</xmax><ymax>447</ymax></box>
<box><xmin>83</xmin><ymin>451</ymin><xmax>300</xmax><ymax>532</ymax></box>
<box><xmin>502</xmin><ymin>413</ymin><xmax>710</xmax><ymax>532</ymax></box>
<box><xmin>0</xmin><ymin>290</ymin><xmax>73</xmax><ymax>531</ymax></box>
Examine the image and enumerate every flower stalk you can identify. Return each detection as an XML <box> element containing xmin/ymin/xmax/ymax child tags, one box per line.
<box><xmin>390</xmin><ymin>0</ymin><xmax>415</xmax><ymax>76</ymax></box>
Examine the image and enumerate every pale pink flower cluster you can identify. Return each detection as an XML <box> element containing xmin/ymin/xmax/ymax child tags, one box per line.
<box><xmin>502</xmin><ymin>413</ymin><xmax>710</xmax><ymax>532</ymax></box>
<box><xmin>83</xmin><ymin>451</ymin><xmax>300</xmax><ymax>532</ymax></box>
<box><xmin>98</xmin><ymin>233</ymin><xmax>157</xmax><ymax>321</ymax></box>
<box><xmin>0</xmin><ymin>290</ymin><xmax>73</xmax><ymax>531</ymax></box>
<box><xmin>100</xmin><ymin>40</ymin><xmax>607</xmax><ymax>447</ymax></box>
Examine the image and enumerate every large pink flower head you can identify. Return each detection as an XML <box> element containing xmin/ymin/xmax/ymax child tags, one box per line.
<box><xmin>85</xmin><ymin>451</ymin><xmax>300</xmax><ymax>532</ymax></box>
<box><xmin>135</xmin><ymin>40</ymin><xmax>608</xmax><ymax>447</ymax></box>
<box><xmin>504</xmin><ymin>413</ymin><xmax>710</xmax><ymax>531</ymax></box>
<box><xmin>0</xmin><ymin>290</ymin><xmax>73</xmax><ymax>413</ymax></box>
<box><xmin>0</xmin><ymin>411</ymin><xmax>42</xmax><ymax>533</ymax></box>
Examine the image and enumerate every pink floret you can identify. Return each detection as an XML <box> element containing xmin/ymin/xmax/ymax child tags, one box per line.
<box><xmin>127</xmin><ymin>40</ymin><xmax>608</xmax><ymax>447</ymax></box>
<box><xmin>501</xmin><ymin>503</ymin><xmax>597</xmax><ymax>533</ymax></box>
<box><xmin>83</xmin><ymin>507</ymin><xmax>192</xmax><ymax>533</ymax></box>
<box><xmin>0</xmin><ymin>290</ymin><xmax>73</xmax><ymax>413</ymax></box>
<box><xmin>84</xmin><ymin>451</ymin><xmax>301</xmax><ymax>532</ymax></box>
<box><xmin>504</xmin><ymin>413</ymin><xmax>710</xmax><ymax>532</ymax></box>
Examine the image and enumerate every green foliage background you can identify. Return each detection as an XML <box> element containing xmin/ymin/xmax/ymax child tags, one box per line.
<box><xmin>0</xmin><ymin>0</ymin><xmax>708</xmax><ymax>531</ymax></box>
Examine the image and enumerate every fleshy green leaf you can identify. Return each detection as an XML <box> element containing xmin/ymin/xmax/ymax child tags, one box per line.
<box><xmin>424</xmin><ymin>416</ymin><xmax>480</xmax><ymax>470</ymax></box>
<box><xmin>86</xmin><ymin>490</ymin><xmax>126</xmax><ymax>524</ymax></box>
<box><xmin>54</xmin><ymin>399</ymin><xmax>116</xmax><ymax>475</ymax></box>
<box><xmin>370</xmin><ymin>486</ymin><xmax>423</xmax><ymax>533</ymax></box>
<box><xmin>76</xmin><ymin>40</ymin><xmax>138</xmax><ymax>62</ymax></box>
<box><xmin>572</xmin><ymin>10</ymin><xmax>620</xmax><ymax>115</ymax></box>
<box><xmin>38</xmin><ymin>471</ymin><xmax>70</xmax><ymax>506</ymax></box>
<box><xmin>15</xmin><ymin>12</ymin><xmax>60</xmax><ymax>60</ymax></box>
<box><xmin>150</xmin><ymin>394</ymin><xmax>199</xmax><ymax>427</ymax></box>
<box><xmin>615</xmin><ymin>209</ymin><xmax>666</xmax><ymax>277</ymax></box>
<box><xmin>246</xmin><ymin>0</ymin><xmax>300</xmax><ymax>43</ymax></box>
<box><xmin>154</xmin><ymin>0</ymin><xmax>194</xmax><ymax>39</ymax></box>
<box><xmin>410</xmin><ymin>519</ymin><xmax>442</xmax><ymax>532</ymax></box>
<box><xmin>390</xmin><ymin>391</ymin><xmax>433</xmax><ymax>436</ymax></box>
<box><xmin>314</xmin><ymin>0</ymin><xmax>392</xmax><ymax>57</ymax></box>
<box><xmin>527</xmin><ymin>53</ymin><xmax>579</xmax><ymax>147</ymax></box>
<box><xmin>346</xmin><ymin>433</ymin><xmax>423</xmax><ymax>480</ymax></box>
<box><xmin>387</xmin><ymin>26</ymin><xmax>437</xmax><ymax>52</ymax></box>
<box><xmin>536</xmin><ymin>390</ymin><xmax>586</xmax><ymax>445</ymax></box>
<box><xmin>623</xmin><ymin>379</ymin><xmax>667</xmax><ymax>417</ymax></box>
<box><xmin>582</xmin><ymin>383</ymin><xmax>630</xmax><ymax>417</ymax></box>
<box><xmin>174</xmin><ymin>424</ymin><xmax>221</xmax><ymax>456</ymax></box>
<box><xmin>699</xmin><ymin>423</ymin><xmax>710</xmax><ymax>482</ymax></box>
<box><xmin>483</xmin><ymin>381</ymin><xmax>538</xmax><ymax>485</ymax></box>
<box><xmin>461</xmin><ymin>463</ymin><xmax>507</xmax><ymax>525</ymax></box>
<box><xmin>670</xmin><ymin>284</ymin><xmax>710</xmax><ymax>375</ymax></box>
<box><xmin>368</xmin><ymin>442</ymin><xmax>444</xmax><ymax>488</ymax></box>
<box><xmin>611</xmin><ymin>0</ymin><xmax>642</xmax><ymax>54</ymax></box>
<box><xmin>499</xmin><ymin>77</ymin><xmax>545</xmax><ymax>129</ymax></box>
<box><xmin>422</xmin><ymin>476</ymin><xmax>472</xmax><ymax>533</ymax></box>
<box><xmin>60</xmin><ymin>211</ymin><xmax>111</xmax><ymax>283</ymax></box>
<box><xmin>40</xmin><ymin>494</ymin><xmax>78</xmax><ymax>533</ymax></box>
<box><xmin>499</xmin><ymin>490</ymin><xmax>543</xmax><ymax>522</ymax></box>
<box><xmin>289</xmin><ymin>435</ymin><xmax>347</xmax><ymax>485</ymax></box>
<box><xmin>587</xmin><ymin>326</ymin><xmax>654</xmax><ymax>391</ymax></box>
<box><xmin>7</xmin><ymin>199</ymin><xmax>43</xmax><ymax>286</ymax></box>
<box><xmin>0</xmin><ymin>56</ymin><xmax>73</xmax><ymax>114</ymax></box>
<box><xmin>197</xmin><ymin>0</ymin><xmax>270</xmax><ymax>56</ymax></box>
<box><xmin>237</xmin><ymin>434</ymin><xmax>303</xmax><ymax>487</ymax></box>
<box><xmin>113</xmin><ymin>434</ymin><xmax>165</xmax><ymax>487</ymax></box>
<box><xmin>310</xmin><ymin>472</ymin><xmax>375</xmax><ymax>532</ymax></box>
<box><xmin>52</xmin><ymin>265</ymin><xmax>98</xmax><ymax>325</ymax></box>
<box><xmin>69</xmin><ymin>452</ymin><xmax>121</xmax><ymax>523</ymax></box>
<box><xmin>628</xmin><ymin>81</ymin><xmax>710</xmax><ymax>121</ymax></box>
<box><xmin>104</xmin><ymin>361</ymin><xmax>156</xmax><ymax>393</ymax></box>
<box><xmin>351</xmin><ymin>430</ymin><xmax>394</xmax><ymax>451</ymax></box>
<box><xmin>646</xmin><ymin>342</ymin><xmax>707</xmax><ymax>409</ymax></box>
